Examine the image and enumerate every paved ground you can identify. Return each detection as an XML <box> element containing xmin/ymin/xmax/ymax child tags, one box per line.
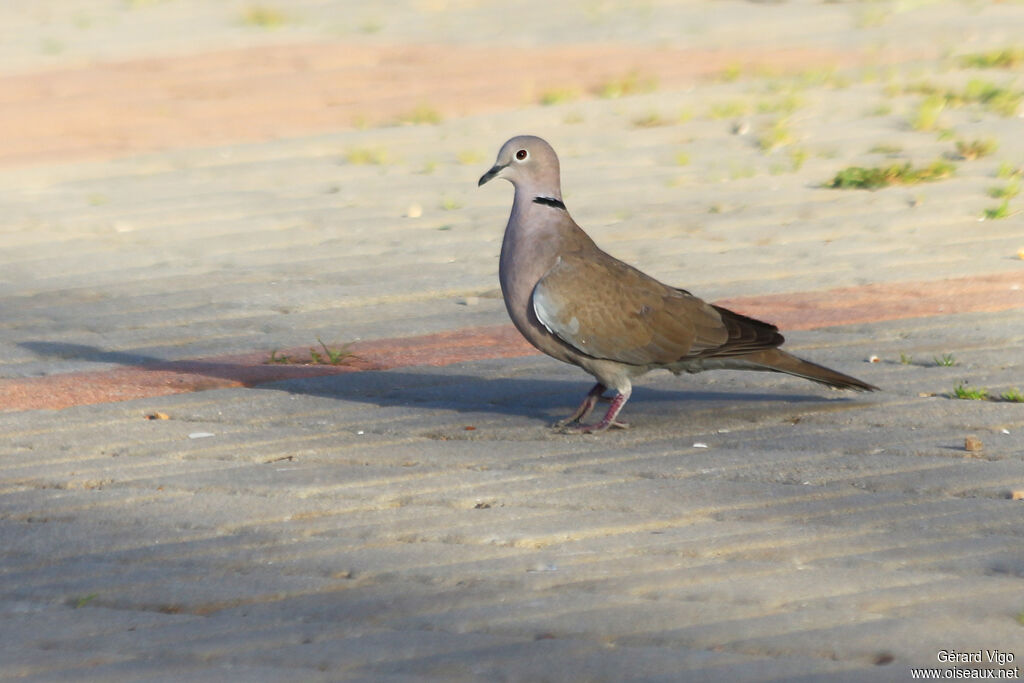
<box><xmin>1</xmin><ymin>1</ymin><xmax>1023</xmax><ymax>681</ymax></box>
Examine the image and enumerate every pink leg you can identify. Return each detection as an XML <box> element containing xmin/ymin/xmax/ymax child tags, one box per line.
<box><xmin>558</xmin><ymin>386</ymin><xmax>631</xmax><ymax>433</ymax></box>
<box><xmin>554</xmin><ymin>383</ymin><xmax>606</xmax><ymax>428</ymax></box>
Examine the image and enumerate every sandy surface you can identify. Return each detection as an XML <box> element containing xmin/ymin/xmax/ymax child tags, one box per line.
<box><xmin>1</xmin><ymin>1</ymin><xmax>1023</xmax><ymax>681</ymax></box>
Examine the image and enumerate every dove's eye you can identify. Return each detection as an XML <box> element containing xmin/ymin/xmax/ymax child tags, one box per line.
<box><xmin>515</xmin><ymin>149</ymin><xmax>528</xmax><ymax>161</ymax></box>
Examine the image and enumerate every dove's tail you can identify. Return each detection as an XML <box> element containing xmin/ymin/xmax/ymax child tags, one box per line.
<box><xmin>744</xmin><ymin>349</ymin><xmax>879</xmax><ymax>392</ymax></box>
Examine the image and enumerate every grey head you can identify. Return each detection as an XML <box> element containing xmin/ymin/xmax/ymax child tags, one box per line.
<box><xmin>478</xmin><ymin>135</ymin><xmax>562</xmax><ymax>200</ymax></box>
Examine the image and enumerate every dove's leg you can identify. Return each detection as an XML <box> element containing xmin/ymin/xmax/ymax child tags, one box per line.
<box><xmin>560</xmin><ymin>386</ymin><xmax>631</xmax><ymax>433</ymax></box>
<box><xmin>554</xmin><ymin>383</ymin><xmax>607</xmax><ymax>428</ymax></box>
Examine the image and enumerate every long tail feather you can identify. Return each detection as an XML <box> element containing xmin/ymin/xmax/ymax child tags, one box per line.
<box><xmin>746</xmin><ymin>349</ymin><xmax>879</xmax><ymax>392</ymax></box>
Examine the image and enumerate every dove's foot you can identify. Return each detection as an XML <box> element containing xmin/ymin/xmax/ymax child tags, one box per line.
<box><xmin>553</xmin><ymin>382</ymin><xmax>608</xmax><ymax>428</ymax></box>
<box><xmin>554</xmin><ymin>387</ymin><xmax>631</xmax><ymax>434</ymax></box>
<box><xmin>557</xmin><ymin>419</ymin><xmax>630</xmax><ymax>434</ymax></box>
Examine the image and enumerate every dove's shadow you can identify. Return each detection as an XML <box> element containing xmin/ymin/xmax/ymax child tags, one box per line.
<box><xmin>272</xmin><ymin>366</ymin><xmax>836</xmax><ymax>420</ymax></box>
<box><xmin>20</xmin><ymin>341</ymin><xmax>164</xmax><ymax>367</ymax></box>
<box><xmin>19</xmin><ymin>341</ymin><xmax>839</xmax><ymax>420</ymax></box>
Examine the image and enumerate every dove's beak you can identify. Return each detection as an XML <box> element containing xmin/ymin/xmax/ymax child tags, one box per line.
<box><xmin>478</xmin><ymin>164</ymin><xmax>505</xmax><ymax>186</ymax></box>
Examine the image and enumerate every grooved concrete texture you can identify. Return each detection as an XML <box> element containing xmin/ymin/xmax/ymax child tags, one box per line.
<box><xmin>1</xmin><ymin>1</ymin><xmax>1023</xmax><ymax>681</ymax></box>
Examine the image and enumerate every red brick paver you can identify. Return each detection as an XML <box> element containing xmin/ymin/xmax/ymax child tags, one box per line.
<box><xmin>0</xmin><ymin>42</ymin><xmax>919</xmax><ymax>166</ymax></box>
<box><xmin>2</xmin><ymin>271</ymin><xmax>1020</xmax><ymax>413</ymax></box>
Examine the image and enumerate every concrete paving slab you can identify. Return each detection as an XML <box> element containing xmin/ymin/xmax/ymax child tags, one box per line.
<box><xmin>2</xmin><ymin>1</ymin><xmax>1024</xmax><ymax>681</ymax></box>
<box><xmin>3</xmin><ymin>319</ymin><xmax>1022</xmax><ymax>679</ymax></box>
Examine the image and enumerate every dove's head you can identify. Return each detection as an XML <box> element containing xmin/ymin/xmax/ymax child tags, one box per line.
<box><xmin>478</xmin><ymin>135</ymin><xmax>561</xmax><ymax>197</ymax></box>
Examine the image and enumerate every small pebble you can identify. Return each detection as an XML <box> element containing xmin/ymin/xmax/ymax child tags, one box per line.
<box><xmin>406</xmin><ymin>203</ymin><xmax>423</xmax><ymax>218</ymax></box>
<box><xmin>868</xmin><ymin>355</ymin><xmax>880</xmax><ymax>363</ymax></box>
<box><xmin>692</xmin><ymin>442</ymin><xmax>708</xmax><ymax>448</ymax></box>
<box><xmin>731</xmin><ymin>121</ymin><xmax>750</xmax><ymax>135</ymax></box>
<box><xmin>964</xmin><ymin>436</ymin><xmax>983</xmax><ymax>452</ymax></box>
<box><xmin>188</xmin><ymin>432</ymin><xmax>215</xmax><ymax>439</ymax></box>
<box><xmin>1011</xmin><ymin>490</ymin><xmax>1024</xmax><ymax>501</ymax></box>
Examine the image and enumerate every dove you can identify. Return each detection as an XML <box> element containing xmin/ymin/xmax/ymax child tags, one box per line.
<box><xmin>478</xmin><ymin>135</ymin><xmax>877</xmax><ymax>433</ymax></box>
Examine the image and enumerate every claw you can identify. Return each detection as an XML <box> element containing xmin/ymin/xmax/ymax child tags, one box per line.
<box><xmin>558</xmin><ymin>419</ymin><xmax>630</xmax><ymax>434</ymax></box>
<box><xmin>554</xmin><ymin>382</ymin><xmax>607</xmax><ymax>428</ymax></box>
<box><xmin>553</xmin><ymin>386</ymin><xmax>631</xmax><ymax>434</ymax></box>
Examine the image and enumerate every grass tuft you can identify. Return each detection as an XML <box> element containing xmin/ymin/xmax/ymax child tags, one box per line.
<box><xmin>720</xmin><ymin>63</ymin><xmax>743</xmax><ymax>82</ymax></box>
<box><xmin>934</xmin><ymin>353</ymin><xmax>957</xmax><ymax>367</ymax></box>
<box><xmin>395</xmin><ymin>104</ymin><xmax>442</xmax><ymax>126</ymax></box>
<box><xmin>828</xmin><ymin>160</ymin><xmax>955</xmax><ymax>190</ymax></box>
<box><xmin>359</xmin><ymin>19</ymin><xmax>382</xmax><ymax>34</ymax></box>
<box><xmin>996</xmin><ymin>162</ymin><xmax>1023</xmax><ymax>180</ymax></box>
<box><xmin>632</xmin><ymin>112</ymin><xmax>672</xmax><ymax>128</ymax></box>
<box><xmin>241</xmin><ymin>5</ymin><xmax>287</xmax><ymax>27</ymax></box>
<box><xmin>1000</xmin><ymin>388</ymin><xmax>1024</xmax><ymax>403</ymax></box>
<box><xmin>787</xmin><ymin>147</ymin><xmax>808</xmax><ymax>172</ymax></box>
<box><xmin>950</xmin><ymin>384</ymin><xmax>1024</xmax><ymax>403</ymax></box>
<box><xmin>757</xmin><ymin>118</ymin><xmax>793</xmax><ymax>152</ymax></box>
<box><xmin>539</xmin><ymin>88</ymin><xmax>581</xmax><ymax>105</ymax></box>
<box><xmin>595</xmin><ymin>71</ymin><xmax>657</xmax><ymax>99</ymax></box>
<box><xmin>267</xmin><ymin>341</ymin><xmax>357</xmax><ymax>366</ymax></box>
<box><xmin>959</xmin><ymin>47</ymin><xmax>1024</xmax><ymax>69</ymax></box>
<box><xmin>345</xmin><ymin>146</ymin><xmax>389</xmax><ymax>165</ymax></box>
<box><xmin>310</xmin><ymin>339</ymin><xmax>356</xmax><ymax>366</ymax></box>
<box><xmin>963</xmin><ymin>80</ymin><xmax>1021</xmax><ymax>116</ymax></box>
<box><xmin>954</xmin><ymin>138</ymin><xmax>998</xmax><ymax>160</ymax></box>
<box><xmin>989</xmin><ymin>177</ymin><xmax>1021</xmax><ymax>200</ymax></box>
<box><xmin>911</xmin><ymin>95</ymin><xmax>945</xmax><ymax>131</ymax></box>
<box><xmin>982</xmin><ymin>200</ymin><xmax>1013</xmax><ymax>220</ymax></box>
<box><xmin>903</xmin><ymin>79</ymin><xmax>1023</xmax><ymax>117</ymax></box>
<box><xmin>74</xmin><ymin>593</ymin><xmax>99</xmax><ymax>608</ymax></box>
<box><xmin>952</xmin><ymin>383</ymin><xmax>987</xmax><ymax>400</ymax></box>
<box><xmin>869</xmin><ymin>143</ymin><xmax>903</xmax><ymax>155</ymax></box>
<box><xmin>796</xmin><ymin>67</ymin><xmax>849</xmax><ymax>88</ymax></box>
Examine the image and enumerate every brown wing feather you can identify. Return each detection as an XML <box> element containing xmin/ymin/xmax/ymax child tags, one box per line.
<box><xmin>701</xmin><ymin>304</ymin><xmax>785</xmax><ymax>358</ymax></box>
<box><xmin>532</xmin><ymin>249</ymin><xmax>784</xmax><ymax>367</ymax></box>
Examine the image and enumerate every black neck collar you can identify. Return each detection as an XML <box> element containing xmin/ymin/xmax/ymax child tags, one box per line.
<box><xmin>532</xmin><ymin>196</ymin><xmax>566</xmax><ymax>210</ymax></box>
